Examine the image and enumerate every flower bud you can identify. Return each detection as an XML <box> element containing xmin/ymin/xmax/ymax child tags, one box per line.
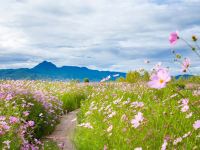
<box><xmin>192</xmin><ymin>47</ymin><xmax>196</xmax><ymax>51</ymax></box>
<box><xmin>192</xmin><ymin>35</ymin><xmax>197</xmax><ymax>41</ymax></box>
<box><xmin>176</xmin><ymin>54</ymin><xmax>181</xmax><ymax>59</ymax></box>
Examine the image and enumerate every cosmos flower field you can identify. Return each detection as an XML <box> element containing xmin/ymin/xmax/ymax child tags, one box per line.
<box><xmin>0</xmin><ymin>78</ymin><xmax>199</xmax><ymax>150</ymax></box>
<box><xmin>0</xmin><ymin>80</ymin><xmax>87</xmax><ymax>149</ymax></box>
<box><xmin>75</xmin><ymin>81</ymin><xmax>200</xmax><ymax>150</ymax></box>
<box><xmin>0</xmin><ymin>33</ymin><xmax>199</xmax><ymax>150</ymax></box>
<box><xmin>73</xmin><ymin>35</ymin><xmax>200</xmax><ymax>149</ymax></box>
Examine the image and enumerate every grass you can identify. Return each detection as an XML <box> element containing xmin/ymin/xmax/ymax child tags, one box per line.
<box><xmin>43</xmin><ymin>140</ymin><xmax>60</xmax><ymax>150</ymax></box>
<box><xmin>61</xmin><ymin>90</ymin><xmax>86</xmax><ymax>112</ymax></box>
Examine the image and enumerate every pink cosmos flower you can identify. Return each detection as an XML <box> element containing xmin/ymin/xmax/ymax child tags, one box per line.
<box><xmin>169</xmin><ymin>31</ymin><xmax>179</xmax><ymax>45</ymax></box>
<box><xmin>0</xmin><ymin>116</ymin><xmax>6</xmax><ymax>121</ymax></box>
<box><xmin>181</xmin><ymin>105</ymin><xmax>189</xmax><ymax>112</ymax></box>
<box><xmin>181</xmin><ymin>99</ymin><xmax>189</xmax><ymax>105</ymax></box>
<box><xmin>0</xmin><ymin>92</ymin><xmax>4</xmax><ymax>99</ymax></box>
<box><xmin>148</xmin><ymin>68</ymin><xmax>171</xmax><ymax>89</ymax></box>
<box><xmin>6</xmin><ymin>93</ymin><xmax>13</xmax><ymax>101</ymax></box>
<box><xmin>135</xmin><ymin>112</ymin><xmax>144</xmax><ymax>121</ymax></box>
<box><xmin>27</xmin><ymin>121</ymin><xmax>35</xmax><ymax>127</ymax></box>
<box><xmin>104</xmin><ymin>145</ymin><xmax>108</xmax><ymax>150</ymax></box>
<box><xmin>182</xmin><ymin>58</ymin><xmax>190</xmax><ymax>72</ymax></box>
<box><xmin>173</xmin><ymin>137</ymin><xmax>182</xmax><ymax>145</ymax></box>
<box><xmin>131</xmin><ymin>112</ymin><xmax>144</xmax><ymax>128</ymax></box>
<box><xmin>0</xmin><ymin>121</ymin><xmax>10</xmax><ymax>132</ymax></box>
<box><xmin>131</xmin><ymin>119</ymin><xmax>140</xmax><ymax>128</ymax></box>
<box><xmin>23</xmin><ymin>111</ymin><xmax>30</xmax><ymax>117</ymax></box>
<box><xmin>193</xmin><ymin>120</ymin><xmax>200</xmax><ymax>130</ymax></box>
<box><xmin>179</xmin><ymin>98</ymin><xmax>189</xmax><ymax>112</ymax></box>
<box><xmin>3</xmin><ymin>124</ymin><xmax>10</xmax><ymax>130</ymax></box>
<box><xmin>107</xmin><ymin>125</ymin><xmax>113</xmax><ymax>132</ymax></box>
<box><xmin>131</xmin><ymin>102</ymin><xmax>144</xmax><ymax>108</ymax></box>
<box><xmin>9</xmin><ymin>116</ymin><xmax>19</xmax><ymax>124</ymax></box>
<box><xmin>78</xmin><ymin>122</ymin><xmax>93</xmax><ymax>129</ymax></box>
<box><xmin>161</xmin><ymin>140</ymin><xmax>167</xmax><ymax>150</ymax></box>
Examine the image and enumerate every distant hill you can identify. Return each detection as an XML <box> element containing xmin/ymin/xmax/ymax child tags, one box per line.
<box><xmin>175</xmin><ymin>74</ymin><xmax>193</xmax><ymax>80</ymax></box>
<box><xmin>0</xmin><ymin>61</ymin><xmax>126</xmax><ymax>81</ymax></box>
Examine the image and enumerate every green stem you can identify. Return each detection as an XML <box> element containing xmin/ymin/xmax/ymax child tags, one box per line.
<box><xmin>194</xmin><ymin>50</ymin><xmax>200</xmax><ymax>58</ymax></box>
<box><xmin>195</xmin><ymin>41</ymin><xmax>200</xmax><ymax>50</ymax></box>
<box><xmin>180</xmin><ymin>37</ymin><xmax>193</xmax><ymax>49</ymax></box>
<box><xmin>171</xmin><ymin>50</ymin><xmax>192</xmax><ymax>74</ymax></box>
<box><xmin>180</xmin><ymin>37</ymin><xmax>200</xmax><ymax>58</ymax></box>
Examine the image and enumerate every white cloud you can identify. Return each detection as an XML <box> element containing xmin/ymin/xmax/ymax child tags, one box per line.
<box><xmin>0</xmin><ymin>0</ymin><xmax>199</xmax><ymax>74</ymax></box>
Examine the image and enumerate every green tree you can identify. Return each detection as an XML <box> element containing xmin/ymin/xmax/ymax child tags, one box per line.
<box><xmin>126</xmin><ymin>71</ymin><xmax>141</xmax><ymax>83</ymax></box>
<box><xmin>83</xmin><ymin>78</ymin><xmax>89</xmax><ymax>83</ymax></box>
<box><xmin>142</xmin><ymin>71</ymin><xmax>150</xmax><ymax>81</ymax></box>
<box><xmin>116</xmin><ymin>77</ymin><xmax>126</xmax><ymax>82</ymax></box>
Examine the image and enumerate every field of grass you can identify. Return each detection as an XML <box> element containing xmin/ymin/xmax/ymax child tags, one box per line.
<box><xmin>0</xmin><ymin>79</ymin><xmax>199</xmax><ymax>149</ymax></box>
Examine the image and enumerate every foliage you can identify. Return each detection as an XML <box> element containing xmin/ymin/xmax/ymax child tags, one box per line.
<box><xmin>70</xmin><ymin>79</ymin><xmax>80</xmax><ymax>83</ymax></box>
<box><xmin>83</xmin><ymin>78</ymin><xmax>89</xmax><ymax>83</ymax></box>
<box><xmin>142</xmin><ymin>71</ymin><xmax>150</xmax><ymax>81</ymax></box>
<box><xmin>43</xmin><ymin>140</ymin><xmax>60</xmax><ymax>150</ymax></box>
<box><xmin>126</xmin><ymin>71</ymin><xmax>141</xmax><ymax>83</ymax></box>
<box><xmin>125</xmin><ymin>70</ymin><xmax>150</xmax><ymax>83</ymax></box>
<box><xmin>61</xmin><ymin>90</ymin><xmax>87</xmax><ymax>112</ymax></box>
<box><xmin>116</xmin><ymin>77</ymin><xmax>126</xmax><ymax>82</ymax></box>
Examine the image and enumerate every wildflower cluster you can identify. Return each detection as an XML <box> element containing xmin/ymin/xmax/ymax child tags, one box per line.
<box><xmin>0</xmin><ymin>80</ymin><xmax>72</xmax><ymax>149</ymax></box>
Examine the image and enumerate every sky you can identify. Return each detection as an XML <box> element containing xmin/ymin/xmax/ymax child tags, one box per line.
<box><xmin>0</xmin><ymin>0</ymin><xmax>200</xmax><ymax>75</ymax></box>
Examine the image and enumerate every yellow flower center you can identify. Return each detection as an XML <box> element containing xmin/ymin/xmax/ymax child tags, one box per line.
<box><xmin>159</xmin><ymin>79</ymin><xmax>164</xmax><ymax>84</ymax></box>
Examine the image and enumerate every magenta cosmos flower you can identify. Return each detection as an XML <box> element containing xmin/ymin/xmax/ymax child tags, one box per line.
<box><xmin>169</xmin><ymin>32</ymin><xmax>179</xmax><ymax>45</ymax></box>
<box><xmin>9</xmin><ymin>116</ymin><xmax>19</xmax><ymax>124</ymax></box>
<box><xmin>148</xmin><ymin>68</ymin><xmax>171</xmax><ymax>89</ymax></box>
<box><xmin>27</xmin><ymin>121</ymin><xmax>35</xmax><ymax>127</ymax></box>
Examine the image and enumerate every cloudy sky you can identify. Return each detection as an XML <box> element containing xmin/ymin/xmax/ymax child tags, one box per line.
<box><xmin>0</xmin><ymin>0</ymin><xmax>200</xmax><ymax>75</ymax></box>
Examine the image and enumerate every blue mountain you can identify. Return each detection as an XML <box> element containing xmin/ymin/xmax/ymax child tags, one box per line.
<box><xmin>175</xmin><ymin>74</ymin><xmax>193</xmax><ymax>79</ymax></box>
<box><xmin>0</xmin><ymin>61</ymin><xmax>126</xmax><ymax>81</ymax></box>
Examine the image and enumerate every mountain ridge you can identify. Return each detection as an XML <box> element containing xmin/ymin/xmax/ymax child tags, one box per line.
<box><xmin>0</xmin><ymin>61</ymin><xmax>194</xmax><ymax>81</ymax></box>
<box><xmin>0</xmin><ymin>61</ymin><xmax>126</xmax><ymax>81</ymax></box>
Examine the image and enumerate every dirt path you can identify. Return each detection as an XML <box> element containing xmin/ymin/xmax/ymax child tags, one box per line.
<box><xmin>45</xmin><ymin>110</ymin><xmax>79</xmax><ymax>150</ymax></box>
